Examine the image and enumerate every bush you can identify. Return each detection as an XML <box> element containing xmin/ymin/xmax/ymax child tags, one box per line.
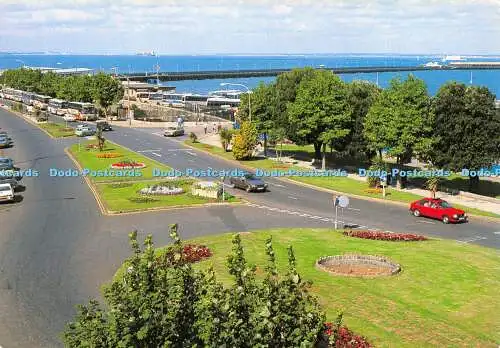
<box><xmin>62</xmin><ymin>225</ymin><xmax>330</xmax><ymax>347</ymax></box>
<box><xmin>232</xmin><ymin>121</ymin><xmax>257</xmax><ymax>160</ymax></box>
<box><xmin>189</xmin><ymin>132</ymin><xmax>198</xmax><ymax>143</ymax></box>
<box><xmin>343</xmin><ymin>230</ymin><xmax>428</xmax><ymax>241</ymax></box>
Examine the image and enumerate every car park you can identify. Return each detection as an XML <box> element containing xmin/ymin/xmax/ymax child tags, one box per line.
<box><xmin>409</xmin><ymin>198</ymin><xmax>467</xmax><ymax>224</ymax></box>
<box><xmin>164</xmin><ymin>126</ymin><xmax>185</xmax><ymax>137</ymax></box>
<box><xmin>0</xmin><ymin>183</ymin><xmax>15</xmax><ymax>203</ymax></box>
<box><xmin>75</xmin><ymin>125</ymin><xmax>96</xmax><ymax>137</ymax></box>
<box><xmin>229</xmin><ymin>173</ymin><xmax>268</xmax><ymax>192</ymax></box>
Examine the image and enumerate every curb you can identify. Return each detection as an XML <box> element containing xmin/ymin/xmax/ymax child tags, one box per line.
<box><xmin>7</xmin><ymin>109</ymin><xmax>57</xmax><ymax>139</ymax></box>
<box><xmin>182</xmin><ymin>141</ymin><xmax>500</xmax><ymax>223</ymax></box>
<box><xmin>64</xmin><ymin>147</ymin><xmax>108</xmax><ymax>215</ymax></box>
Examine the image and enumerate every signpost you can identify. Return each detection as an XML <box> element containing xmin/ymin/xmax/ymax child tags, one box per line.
<box><xmin>333</xmin><ymin>195</ymin><xmax>349</xmax><ymax>229</ymax></box>
<box><xmin>221</xmin><ymin>176</ymin><xmax>225</xmax><ymax>202</ymax></box>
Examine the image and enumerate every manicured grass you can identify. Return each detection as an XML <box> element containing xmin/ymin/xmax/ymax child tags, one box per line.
<box><xmin>69</xmin><ymin>140</ymin><xmax>172</xmax><ymax>182</ymax></box>
<box><xmin>186</xmin><ymin>141</ymin><xmax>500</xmax><ymax>219</ymax></box>
<box><xmin>96</xmin><ymin>179</ymin><xmax>237</xmax><ymax>212</ymax></box>
<box><xmin>151</xmin><ymin>228</ymin><xmax>500</xmax><ymax>347</ymax></box>
<box><xmin>38</xmin><ymin>122</ymin><xmax>74</xmax><ymax>138</ymax></box>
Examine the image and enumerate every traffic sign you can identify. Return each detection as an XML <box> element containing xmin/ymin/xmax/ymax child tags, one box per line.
<box><xmin>337</xmin><ymin>195</ymin><xmax>349</xmax><ymax>208</ymax></box>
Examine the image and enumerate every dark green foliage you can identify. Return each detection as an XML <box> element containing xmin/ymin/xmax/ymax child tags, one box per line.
<box><xmin>92</xmin><ymin>73</ymin><xmax>124</xmax><ymax>118</ymax></box>
<box><xmin>63</xmin><ymin>225</ymin><xmax>327</xmax><ymax>347</ymax></box>
<box><xmin>428</xmin><ymin>83</ymin><xmax>500</xmax><ymax>191</ymax></box>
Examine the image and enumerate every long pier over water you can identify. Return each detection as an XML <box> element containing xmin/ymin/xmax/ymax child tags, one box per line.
<box><xmin>117</xmin><ymin>62</ymin><xmax>500</xmax><ymax>82</ymax></box>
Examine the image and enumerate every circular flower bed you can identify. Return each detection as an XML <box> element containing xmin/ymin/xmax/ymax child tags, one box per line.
<box><xmin>344</xmin><ymin>230</ymin><xmax>428</xmax><ymax>241</ymax></box>
<box><xmin>110</xmin><ymin>160</ymin><xmax>146</xmax><ymax>169</ymax></box>
<box><xmin>96</xmin><ymin>153</ymin><xmax>122</xmax><ymax>159</ymax></box>
<box><xmin>316</xmin><ymin>254</ymin><xmax>401</xmax><ymax>277</ymax></box>
<box><xmin>139</xmin><ymin>185</ymin><xmax>184</xmax><ymax>195</ymax></box>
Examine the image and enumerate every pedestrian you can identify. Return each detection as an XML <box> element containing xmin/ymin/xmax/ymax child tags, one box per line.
<box><xmin>204</xmin><ymin>123</ymin><xmax>207</xmax><ymax>134</ymax></box>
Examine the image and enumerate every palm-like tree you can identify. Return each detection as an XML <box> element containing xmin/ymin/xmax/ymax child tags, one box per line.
<box><xmin>219</xmin><ymin>128</ymin><xmax>233</xmax><ymax>152</ymax></box>
<box><xmin>425</xmin><ymin>177</ymin><xmax>441</xmax><ymax>198</ymax></box>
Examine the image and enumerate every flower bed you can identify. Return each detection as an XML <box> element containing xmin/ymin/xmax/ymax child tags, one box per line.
<box><xmin>191</xmin><ymin>181</ymin><xmax>221</xmax><ymax>199</ymax></box>
<box><xmin>110</xmin><ymin>160</ymin><xmax>146</xmax><ymax>169</ymax></box>
<box><xmin>96</xmin><ymin>153</ymin><xmax>122</xmax><ymax>159</ymax></box>
<box><xmin>364</xmin><ymin>188</ymin><xmax>382</xmax><ymax>194</ymax></box>
<box><xmin>344</xmin><ymin>230</ymin><xmax>428</xmax><ymax>241</ymax></box>
<box><xmin>85</xmin><ymin>144</ymin><xmax>99</xmax><ymax>150</ymax></box>
<box><xmin>323</xmin><ymin>323</ymin><xmax>372</xmax><ymax>348</ymax></box>
<box><xmin>139</xmin><ymin>185</ymin><xmax>184</xmax><ymax>195</ymax></box>
<box><xmin>162</xmin><ymin>244</ymin><xmax>213</xmax><ymax>263</ymax></box>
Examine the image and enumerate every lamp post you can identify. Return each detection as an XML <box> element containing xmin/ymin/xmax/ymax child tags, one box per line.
<box><xmin>220</xmin><ymin>82</ymin><xmax>251</xmax><ymax>122</ymax></box>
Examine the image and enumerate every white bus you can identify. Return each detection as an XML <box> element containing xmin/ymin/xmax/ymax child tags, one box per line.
<box><xmin>22</xmin><ymin>91</ymin><xmax>35</xmax><ymax>105</ymax></box>
<box><xmin>48</xmin><ymin>99</ymin><xmax>69</xmax><ymax>115</ymax></box>
<box><xmin>32</xmin><ymin>94</ymin><xmax>51</xmax><ymax>110</ymax></box>
<box><xmin>1</xmin><ymin>88</ymin><xmax>23</xmax><ymax>102</ymax></box>
<box><xmin>162</xmin><ymin>93</ymin><xmax>208</xmax><ymax>108</ymax></box>
<box><xmin>66</xmin><ymin>102</ymin><xmax>97</xmax><ymax>121</ymax></box>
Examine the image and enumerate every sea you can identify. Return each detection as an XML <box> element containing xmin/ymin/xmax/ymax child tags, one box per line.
<box><xmin>1</xmin><ymin>54</ymin><xmax>499</xmax><ymax>97</ymax></box>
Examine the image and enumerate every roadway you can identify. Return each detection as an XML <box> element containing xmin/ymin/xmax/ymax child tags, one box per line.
<box><xmin>0</xmin><ymin>109</ymin><xmax>342</xmax><ymax>347</ymax></box>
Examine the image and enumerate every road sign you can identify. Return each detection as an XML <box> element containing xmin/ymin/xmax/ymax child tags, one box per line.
<box><xmin>337</xmin><ymin>195</ymin><xmax>349</xmax><ymax>208</ymax></box>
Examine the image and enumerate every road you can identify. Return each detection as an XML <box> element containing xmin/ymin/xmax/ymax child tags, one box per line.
<box><xmin>0</xmin><ymin>109</ymin><xmax>344</xmax><ymax>347</ymax></box>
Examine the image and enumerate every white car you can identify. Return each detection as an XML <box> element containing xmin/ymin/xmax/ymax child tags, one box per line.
<box><xmin>0</xmin><ymin>183</ymin><xmax>15</xmax><ymax>203</ymax></box>
<box><xmin>75</xmin><ymin>125</ymin><xmax>96</xmax><ymax>137</ymax></box>
<box><xmin>63</xmin><ymin>114</ymin><xmax>76</xmax><ymax>122</ymax></box>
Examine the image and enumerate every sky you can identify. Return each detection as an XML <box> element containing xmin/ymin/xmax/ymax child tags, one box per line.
<box><xmin>1</xmin><ymin>0</ymin><xmax>499</xmax><ymax>55</ymax></box>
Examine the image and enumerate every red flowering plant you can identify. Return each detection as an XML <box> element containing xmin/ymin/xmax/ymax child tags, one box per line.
<box><xmin>344</xmin><ymin>230</ymin><xmax>427</xmax><ymax>241</ymax></box>
<box><xmin>182</xmin><ymin>244</ymin><xmax>212</xmax><ymax>263</ymax></box>
<box><xmin>322</xmin><ymin>313</ymin><xmax>372</xmax><ymax>348</ymax></box>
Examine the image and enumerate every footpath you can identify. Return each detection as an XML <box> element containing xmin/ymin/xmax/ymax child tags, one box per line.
<box><xmin>193</xmin><ymin>132</ymin><xmax>500</xmax><ymax>216</ymax></box>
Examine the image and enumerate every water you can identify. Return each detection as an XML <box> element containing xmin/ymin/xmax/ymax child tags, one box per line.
<box><xmin>1</xmin><ymin>54</ymin><xmax>499</xmax><ymax>97</ymax></box>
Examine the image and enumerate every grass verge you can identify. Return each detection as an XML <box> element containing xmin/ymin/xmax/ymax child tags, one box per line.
<box><xmin>96</xmin><ymin>179</ymin><xmax>237</xmax><ymax>213</ymax></box>
<box><xmin>38</xmin><ymin>122</ymin><xmax>75</xmax><ymax>138</ymax></box>
<box><xmin>145</xmin><ymin>228</ymin><xmax>499</xmax><ymax>347</ymax></box>
<box><xmin>185</xmin><ymin>141</ymin><xmax>500</xmax><ymax>219</ymax></box>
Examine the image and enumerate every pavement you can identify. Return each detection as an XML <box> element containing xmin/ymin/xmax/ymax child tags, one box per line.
<box><xmin>0</xmin><ymin>109</ymin><xmax>499</xmax><ymax>347</ymax></box>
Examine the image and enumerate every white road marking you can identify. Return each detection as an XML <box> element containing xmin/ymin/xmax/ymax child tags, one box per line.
<box><xmin>187</xmin><ymin>151</ymin><xmax>197</xmax><ymax>156</ymax></box>
<box><xmin>288</xmin><ymin>196</ymin><xmax>298</xmax><ymax>200</ymax></box>
<box><xmin>417</xmin><ymin>220</ymin><xmax>435</xmax><ymax>224</ymax></box>
<box><xmin>137</xmin><ymin>149</ymin><xmax>162</xmax><ymax>153</ymax></box>
<box><xmin>347</xmin><ymin>207</ymin><xmax>361</xmax><ymax>211</ymax></box>
<box><xmin>188</xmin><ymin>159</ymin><xmax>195</xmax><ymax>162</ymax></box>
<box><xmin>457</xmin><ymin>236</ymin><xmax>487</xmax><ymax>243</ymax></box>
<box><xmin>270</xmin><ymin>183</ymin><xmax>286</xmax><ymax>188</ymax></box>
<box><xmin>151</xmin><ymin>152</ymin><xmax>162</xmax><ymax>157</ymax></box>
<box><xmin>493</xmin><ymin>231</ymin><xmax>500</xmax><ymax>235</ymax></box>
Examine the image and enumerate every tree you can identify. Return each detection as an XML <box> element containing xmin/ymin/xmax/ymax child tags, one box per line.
<box><xmin>287</xmin><ymin>70</ymin><xmax>352</xmax><ymax>170</ymax></box>
<box><xmin>92</xmin><ymin>73</ymin><xmax>124</xmax><ymax>120</ymax></box>
<box><xmin>425</xmin><ymin>176</ymin><xmax>441</xmax><ymax>198</ymax></box>
<box><xmin>219</xmin><ymin>127</ymin><xmax>233</xmax><ymax>151</ymax></box>
<box><xmin>96</xmin><ymin>128</ymin><xmax>106</xmax><ymax>152</ymax></box>
<box><xmin>238</xmin><ymin>82</ymin><xmax>279</xmax><ymax>157</ymax></box>
<box><xmin>38</xmin><ymin>72</ymin><xmax>62</xmax><ymax>97</ymax></box>
<box><xmin>428</xmin><ymin>83</ymin><xmax>500</xmax><ymax>192</ymax></box>
<box><xmin>232</xmin><ymin>121</ymin><xmax>258</xmax><ymax>160</ymax></box>
<box><xmin>364</xmin><ymin>75</ymin><xmax>434</xmax><ymax>188</ymax></box>
<box><xmin>344</xmin><ymin>80</ymin><xmax>381</xmax><ymax>160</ymax></box>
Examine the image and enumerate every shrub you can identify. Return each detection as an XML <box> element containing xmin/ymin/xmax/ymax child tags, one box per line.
<box><xmin>232</xmin><ymin>121</ymin><xmax>257</xmax><ymax>160</ymax></box>
<box><xmin>189</xmin><ymin>132</ymin><xmax>198</xmax><ymax>143</ymax></box>
<box><xmin>343</xmin><ymin>230</ymin><xmax>428</xmax><ymax>241</ymax></box>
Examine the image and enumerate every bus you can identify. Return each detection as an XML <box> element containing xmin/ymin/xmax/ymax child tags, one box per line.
<box><xmin>66</xmin><ymin>102</ymin><xmax>97</xmax><ymax>121</ymax></box>
<box><xmin>32</xmin><ymin>94</ymin><xmax>51</xmax><ymax>110</ymax></box>
<box><xmin>1</xmin><ymin>88</ymin><xmax>23</xmax><ymax>102</ymax></box>
<box><xmin>206</xmin><ymin>97</ymin><xmax>241</xmax><ymax>108</ymax></box>
<box><xmin>22</xmin><ymin>91</ymin><xmax>34</xmax><ymax>105</ymax></box>
<box><xmin>48</xmin><ymin>99</ymin><xmax>69</xmax><ymax>115</ymax></box>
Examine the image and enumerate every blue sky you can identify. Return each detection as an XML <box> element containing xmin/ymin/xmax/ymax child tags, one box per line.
<box><xmin>1</xmin><ymin>0</ymin><xmax>499</xmax><ymax>54</ymax></box>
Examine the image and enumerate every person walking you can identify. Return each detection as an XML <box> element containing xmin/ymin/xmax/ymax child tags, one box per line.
<box><xmin>204</xmin><ymin>123</ymin><xmax>208</xmax><ymax>134</ymax></box>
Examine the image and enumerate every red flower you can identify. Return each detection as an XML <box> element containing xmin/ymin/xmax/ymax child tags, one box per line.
<box><xmin>343</xmin><ymin>230</ymin><xmax>427</xmax><ymax>241</ymax></box>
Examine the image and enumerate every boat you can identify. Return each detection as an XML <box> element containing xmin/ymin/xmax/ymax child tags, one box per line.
<box><xmin>423</xmin><ymin>62</ymin><xmax>443</xmax><ymax>68</ymax></box>
<box><xmin>136</xmin><ymin>50</ymin><xmax>156</xmax><ymax>56</ymax></box>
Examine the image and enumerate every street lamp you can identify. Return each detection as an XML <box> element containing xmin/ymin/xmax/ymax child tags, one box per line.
<box><xmin>220</xmin><ymin>82</ymin><xmax>251</xmax><ymax>122</ymax></box>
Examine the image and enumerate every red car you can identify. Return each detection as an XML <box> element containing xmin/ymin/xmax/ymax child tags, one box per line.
<box><xmin>409</xmin><ymin>198</ymin><xmax>468</xmax><ymax>224</ymax></box>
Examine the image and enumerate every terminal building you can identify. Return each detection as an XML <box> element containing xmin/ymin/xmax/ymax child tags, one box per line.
<box><xmin>122</xmin><ymin>81</ymin><xmax>175</xmax><ymax>101</ymax></box>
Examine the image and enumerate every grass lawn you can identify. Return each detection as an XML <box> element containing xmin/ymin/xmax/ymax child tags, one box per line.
<box><xmin>185</xmin><ymin>141</ymin><xmax>500</xmax><ymax>218</ymax></box>
<box><xmin>151</xmin><ymin>228</ymin><xmax>500</xmax><ymax>347</ymax></box>
<box><xmin>96</xmin><ymin>179</ymin><xmax>237</xmax><ymax>213</ymax></box>
<box><xmin>69</xmin><ymin>140</ymin><xmax>172</xmax><ymax>182</ymax></box>
<box><xmin>38</xmin><ymin>122</ymin><xmax>74</xmax><ymax>138</ymax></box>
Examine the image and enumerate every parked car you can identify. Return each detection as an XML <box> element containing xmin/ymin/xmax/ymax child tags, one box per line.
<box><xmin>0</xmin><ymin>157</ymin><xmax>15</xmax><ymax>170</ymax></box>
<box><xmin>96</xmin><ymin>120</ymin><xmax>112</xmax><ymax>131</ymax></box>
<box><xmin>164</xmin><ymin>126</ymin><xmax>185</xmax><ymax>137</ymax></box>
<box><xmin>0</xmin><ymin>136</ymin><xmax>11</xmax><ymax>148</ymax></box>
<box><xmin>409</xmin><ymin>198</ymin><xmax>467</xmax><ymax>224</ymax></box>
<box><xmin>75</xmin><ymin>125</ymin><xmax>96</xmax><ymax>137</ymax></box>
<box><xmin>0</xmin><ymin>183</ymin><xmax>15</xmax><ymax>203</ymax></box>
<box><xmin>229</xmin><ymin>173</ymin><xmax>268</xmax><ymax>192</ymax></box>
<box><xmin>0</xmin><ymin>131</ymin><xmax>12</xmax><ymax>141</ymax></box>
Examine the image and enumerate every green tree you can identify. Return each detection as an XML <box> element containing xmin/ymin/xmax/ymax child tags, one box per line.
<box><xmin>219</xmin><ymin>127</ymin><xmax>233</xmax><ymax>151</ymax></box>
<box><xmin>288</xmin><ymin>70</ymin><xmax>352</xmax><ymax>170</ymax></box>
<box><xmin>38</xmin><ymin>72</ymin><xmax>62</xmax><ymax>97</ymax></box>
<box><xmin>364</xmin><ymin>75</ymin><xmax>434</xmax><ymax>188</ymax></box>
<box><xmin>92</xmin><ymin>73</ymin><xmax>124</xmax><ymax>120</ymax></box>
<box><xmin>428</xmin><ymin>83</ymin><xmax>500</xmax><ymax>192</ymax></box>
<box><xmin>344</xmin><ymin>80</ymin><xmax>381</xmax><ymax>160</ymax></box>
<box><xmin>232</xmin><ymin>121</ymin><xmax>258</xmax><ymax>160</ymax></box>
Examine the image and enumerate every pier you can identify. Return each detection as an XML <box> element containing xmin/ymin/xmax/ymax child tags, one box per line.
<box><xmin>117</xmin><ymin>63</ymin><xmax>500</xmax><ymax>82</ymax></box>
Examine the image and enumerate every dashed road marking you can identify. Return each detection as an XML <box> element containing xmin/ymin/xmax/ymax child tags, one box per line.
<box><xmin>417</xmin><ymin>220</ymin><xmax>435</xmax><ymax>224</ymax></box>
<box><xmin>457</xmin><ymin>236</ymin><xmax>487</xmax><ymax>243</ymax></box>
<box><xmin>493</xmin><ymin>231</ymin><xmax>500</xmax><ymax>235</ymax></box>
<box><xmin>270</xmin><ymin>183</ymin><xmax>286</xmax><ymax>188</ymax></box>
<box><xmin>187</xmin><ymin>151</ymin><xmax>197</xmax><ymax>156</ymax></box>
<box><xmin>151</xmin><ymin>152</ymin><xmax>162</xmax><ymax>157</ymax></box>
<box><xmin>288</xmin><ymin>196</ymin><xmax>298</xmax><ymax>200</ymax></box>
<box><xmin>347</xmin><ymin>207</ymin><xmax>361</xmax><ymax>211</ymax></box>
